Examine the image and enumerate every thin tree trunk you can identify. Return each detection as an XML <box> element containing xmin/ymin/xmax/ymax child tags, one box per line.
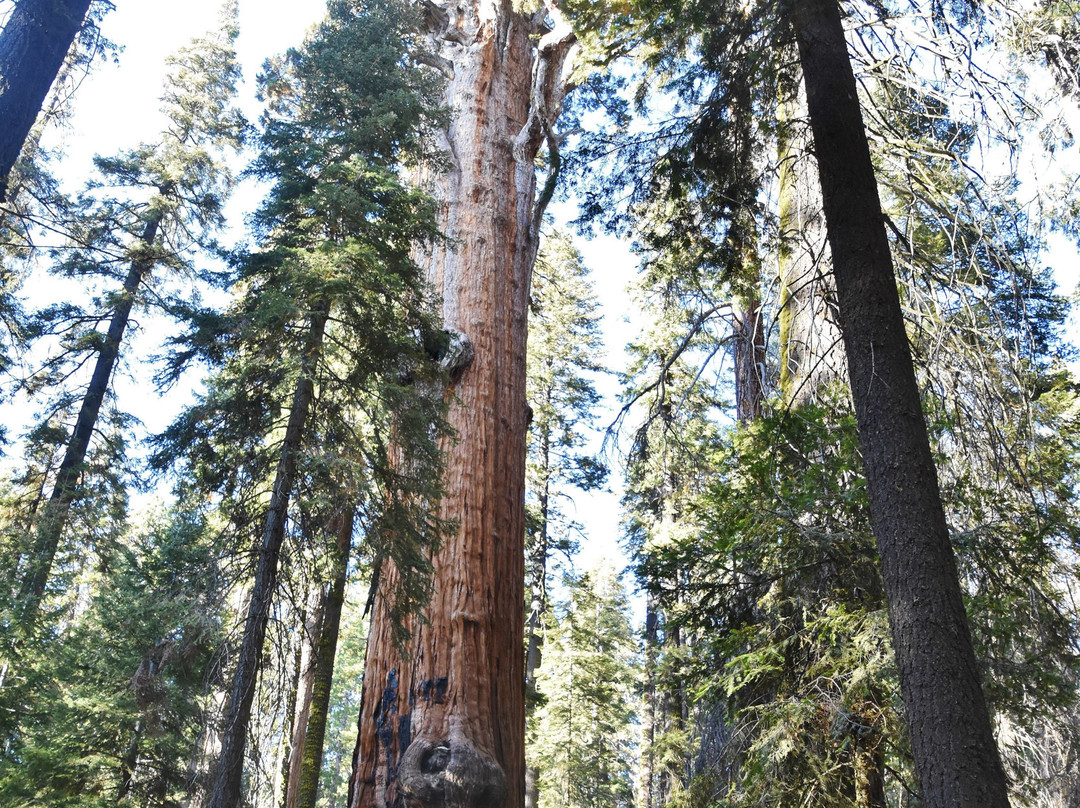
<box><xmin>17</xmin><ymin>210</ymin><xmax>163</xmax><ymax>626</ymax></box>
<box><xmin>293</xmin><ymin>507</ymin><xmax>353</xmax><ymax>808</ymax></box>
<box><xmin>0</xmin><ymin>0</ymin><xmax>94</xmax><ymax>201</ymax></box>
<box><xmin>117</xmin><ymin>721</ymin><xmax>142</xmax><ymax>801</ymax></box>
<box><xmin>789</xmin><ymin>2</ymin><xmax>1010</xmax><ymax>805</ymax></box>
<box><xmin>524</xmin><ymin>437</ymin><xmax>550</xmax><ymax>692</ymax></box>
<box><xmin>636</xmin><ymin>596</ymin><xmax>658</xmax><ymax>808</ymax></box>
<box><xmin>283</xmin><ymin>587</ymin><xmax>326</xmax><ymax>808</ymax></box>
<box><xmin>206</xmin><ymin>301</ymin><xmax>330</xmax><ymax>808</ymax></box>
<box><xmin>348</xmin><ymin>3</ymin><xmax>576</xmax><ymax>807</ymax></box>
<box><xmin>732</xmin><ymin>293</ymin><xmax>765</xmax><ymax>423</ymax></box>
<box><xmin>854</xmin><ymin>731</ymin><xmax>887</xmax><ymax>808</ymax></box>
<box><xmin>524</xmin><ymin>437</ymin><xmax>550</xmax><ymax>808</ymax></box>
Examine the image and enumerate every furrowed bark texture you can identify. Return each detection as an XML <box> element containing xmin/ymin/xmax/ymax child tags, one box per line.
<box><xmin>17</xmin><ymin>211</ymin><xmax>163</xmax><ymax>626</ymax></box>
<box><xmin>789</xmin><ymin>2</ymin><xmax>1010</xmax><ymax>806</ymax></box>
<box><xmin>348</xmin><ymin>4</ymin><xmax>575</xmax><ymax>808</ymax></box>
<box><xmin>731</xmin><ymin>293</ymin><xmax>765</xmax><ymax>423</ymax></box>
<box><xmin>293</xmin><ymin>508</ymin><xmax>354</xmax><ymax>808</ymax></box>
<box><xmin>0</xmin><ymin>0</ymin><xmax>93</xmax><ymax>201</ymax></box>
<box><xmin>777</xmin><ymin>78</ymin><xmax>844</xmax><ymax>406</ymax></box>
<box><xmin>207</xmin><ymin>303</ymin><xmax>330</xmax><ymax>808</ymax></box>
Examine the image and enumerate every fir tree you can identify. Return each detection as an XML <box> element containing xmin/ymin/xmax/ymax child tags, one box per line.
<box><xmin>151</xmin><ymin>3</ymin><xmax>451</xmax><ymax>804</ymax></box>
<box><xmin>528</xmin><ymin>564</ymin><xmax>639</xmax><ymax>808</ymax></box>
<box><xmin>8</xmin><ymin>1</ymin><xmax>245</xmax><ymax>629</ymax></box>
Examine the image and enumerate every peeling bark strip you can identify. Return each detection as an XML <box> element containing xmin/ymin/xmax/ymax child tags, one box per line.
<box><xmin>349</xmin><ymin>2</ymin><xmax>577</xmax><ymax>808</ymax></box>
<box><xmin>789</xmin><ymin>1</ymin><xmax>1010</xmax><ymax>806</ymax></box>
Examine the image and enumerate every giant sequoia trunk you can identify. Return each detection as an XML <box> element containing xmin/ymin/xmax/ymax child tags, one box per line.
<box><xmin>789</xmin><ymin>1</ymin><xmax>1010</xmax><ymax>805</ymax></box>
<box><xmin>776</xmin><ymin>78</ymin><xmax>844</xmax><ymax>406</ymax></box>
<box><xmin>0</xmin><ymin>0</ymin><xmax>94</xmax><ymax>201</ymax></box>
<box><xmin>347</xmin><ymin>4</ymin><xmax>575</xmax><ymax>808</ymax></box>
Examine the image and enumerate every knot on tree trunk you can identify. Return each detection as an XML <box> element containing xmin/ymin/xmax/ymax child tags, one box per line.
<box><xmin>397</xmin><ymin>733</ymin><xmax>506</xmax><ymax>808</ymax></box>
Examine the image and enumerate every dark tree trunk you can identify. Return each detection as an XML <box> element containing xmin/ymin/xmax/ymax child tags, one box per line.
<box><xmin>732</xmin><ymin>293</ymin><xmax>765</xmax><ymax>423</ymax></box>
<box><xmin>292</xmin><ymin>508</ymin><xmax>353</xmax><ymax>808</ymax></box>
<box><xmin>788</xmin><ymin>2</ymin><xmax>1010</xmax><ymax>806</ymax></box>
<box><xmin>206</xmin><ymin>302</ymin><xmax>330</xmax><ymax>808</ymax></box>
<box><xmin>17</xmin><ymin>211</ymin><xmax>163</xmax><ymax>627</ymax></box>
<box><xmin>0</xmin><ymin>0</ymin><xmax>94</xmax><ymax>201</ymax></box>
<box><xmin>283</xmin><ymin>587</ymin><xmax>325</xmax><ymax>808</ymax></box>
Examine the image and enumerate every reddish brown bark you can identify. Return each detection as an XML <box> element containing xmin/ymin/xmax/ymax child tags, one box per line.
<box><xmin>348</xmin><ymin>4</ymin><xmax>576</xmax><ymax>808</ymax></box>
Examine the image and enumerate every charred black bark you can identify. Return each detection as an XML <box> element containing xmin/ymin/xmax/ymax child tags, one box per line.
<box><xmin>788</xmin><ymin>1</ymin><xmax>1010</xmax><ymax>805</ymax></box>
<box><xmin>0</xmin><ymin>0</ymin><xmax>94</xmax><ymax>201</ymax></box>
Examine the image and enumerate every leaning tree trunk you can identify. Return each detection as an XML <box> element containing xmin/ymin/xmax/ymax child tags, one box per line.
<box><xmin>0</xmin><ymin>0</ymin><xmax>94</xmax><ymax>201</ymax></box>
<box><xmin>206</xmin><ymin>302</ymin><xmax>330</xmax><ymax>808</ymax></box>
<box><xmin>17</xmin><ymin>210</ymin><xmax>163</xmax><ymax>627</ymax></box>
<box><xmin>788</xmin><ymin>1</ymin><xmax>1010</xmax><ymax>806</ymax></box>
<box><xmin>347</xmin><ymin>3</ymin><xmax>576</xmax><ymax>808</ymax></box>
<box><xmin>291</xmin><ymin>508</ymin><xmax>353</xmax><ymax>808</ymax></box>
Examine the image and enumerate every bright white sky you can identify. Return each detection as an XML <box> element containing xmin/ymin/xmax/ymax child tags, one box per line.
<box><xmin>32</xmin><ymin>0</ymin><xmax>635</xmax><ymax>586</ymax></box>
<box><xmin>56</xmin><ymin>0</ymin><xmax>328</xmax><ymax>166</ymax></box>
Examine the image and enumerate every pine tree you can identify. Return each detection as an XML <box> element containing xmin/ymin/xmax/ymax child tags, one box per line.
<box><xmin>528</xmin><ymin>565</ymin><xmax>638</xmax><ymax>808</ymax></box>
<box><xmin>525</xmin><ymin>230</ymin><xmax>606</xmax><ymax>690</ymax></box>
<box><xmin>524</xmin><ymin>230</ymin><xmax>606</xmax><ymax>808</ymax></box>
<box><xmin>0</xmin><ymin>505</ymin><xmax>226</xmax><ymax>807</ymax></box>
<box><xmin>789</xmin><ymin>2</ymin><xmax>1011</xmax><ymax>802</ymax></box>
<box><xmin>151</xmin><ymin>3</ymin><xmax>451</xmax><ymax>804</ymax></box>
<box><xmin>9</xmin><ymin>1</ymin><xmax>245</xmax><ymax>629</ymax></box>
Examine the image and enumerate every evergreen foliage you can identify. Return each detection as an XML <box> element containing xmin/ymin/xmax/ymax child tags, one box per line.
<box><xmin>1</xmin><ymin>0</ymin><xmax>1080</xmax><ymax>804</ymax></box>
<box><xmin>528</xmin><ymin>565</ymin><xmax>639</xmax><ymax>808</ymax></box>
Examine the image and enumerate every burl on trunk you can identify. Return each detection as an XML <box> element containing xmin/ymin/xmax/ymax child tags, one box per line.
<box><xmin>349</xmin><ymin>3</ymin><xmax>575</xmax><ymax>808</ymax></box>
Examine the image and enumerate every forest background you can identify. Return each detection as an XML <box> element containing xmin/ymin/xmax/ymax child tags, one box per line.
<box><xmin>3</xmin><ymin>0</ymin><xmax>1080</xmax><ymax>808</ymax></box>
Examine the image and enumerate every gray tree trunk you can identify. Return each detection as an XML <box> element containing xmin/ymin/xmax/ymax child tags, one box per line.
<box><xmin>789</xmin><ymin>2</ymin><xmax>1010</xmax><ymax>805</ymax></box>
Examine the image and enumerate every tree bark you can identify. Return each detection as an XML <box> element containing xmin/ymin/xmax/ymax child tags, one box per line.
<box><xmin>776</xmin><ymin>78</ymin><xmax>844</xmax><ymax>407</ymax></box>
<box><xmin>292</xmin><ymin>508</ymin><xmax>353</xmax><ymax>808</ymax></box>
<box><xmin>206</xmin><ymin>301</ymin><xmax>330</xmax><ymax>808</ymax></box>
<box><xmin>788</xmin><ymin>2</ymin><xmax>1010</xmax><ymax>805</ymax></box>
<box><xmin>731</xmin><ymin>293</ymin><xmax>765</xmax><ymax>423</ymax></box>
<box><xmin>0</xmin><ymin>0</ymin><xmax>94</xmax><ymax>201</ymax></box>
<box><xmin>17</xmin><ymin>210</ymin><xmax>163</xmax><ymax>627</ymax></box>
<box><xmin>283</xmin><ymin>585</ymin><xmax>326</xmax><ymax>808</ymax></box>
<box><xmin>635</xmin><ymin>597</ymin><xmax>658</xmax><ymax>808</ymax></box>
<box><xmin>348</xmin><ymin>3</ymin><xmax>576</xmax><ymax>808</ymax></box>
<box><xmin>523</xmin><ymin>436</ymin><xmax>549</xmax><ymax>808</ymax></box>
